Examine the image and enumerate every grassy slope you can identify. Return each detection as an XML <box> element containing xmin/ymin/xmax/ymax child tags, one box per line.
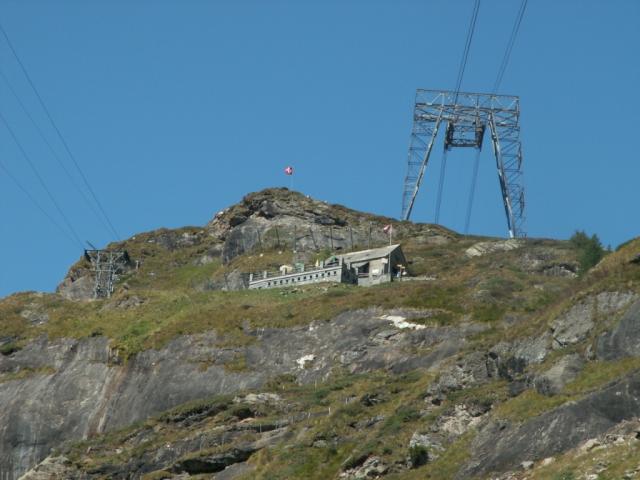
<box><xmin>3</xmin><ymin>210</ymin><xmax>640</xmax><ymax>478</ymax></box>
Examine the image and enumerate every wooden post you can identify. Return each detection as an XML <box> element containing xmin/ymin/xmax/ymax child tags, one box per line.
<box><xmin>368</xmin><ymin>222</ymin><xmax>372</xmax><ymax>249</ymax></box>
<box><xmin>349</xmin><ymin>226</ymin><xmax>354</xmax><ymax>250</ymax></box>
<box><xmin>330</xmin><ymin>226</ymin><xmax>334</xmax><ymax>250</ymax></box>
<box><xmin>275</xmin><ymin>226</ymin><xmax>280</xmax><ymax>248</ymax></box>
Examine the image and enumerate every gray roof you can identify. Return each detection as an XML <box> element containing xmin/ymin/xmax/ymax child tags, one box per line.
<box><xmin>337</xmin><ymin>244</ymin><xmax>404</xmax><ymax>264</ymax></box>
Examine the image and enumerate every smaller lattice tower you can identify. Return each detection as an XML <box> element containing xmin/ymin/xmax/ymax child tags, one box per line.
<box><xmin>84</xmin><ymin>249</ymin><xmax>130</xmax><ymax>299</ymax></box>
<box><xmin>402</xmin><ymin>89</ymin><xmax>525</xmax><ymax>238</ymax></box>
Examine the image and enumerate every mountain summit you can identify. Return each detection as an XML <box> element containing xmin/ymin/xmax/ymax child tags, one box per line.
<box><xmin>1</xmin><ymin>188</ymin><xmax>639</xmax><ymax>480</ymax></box>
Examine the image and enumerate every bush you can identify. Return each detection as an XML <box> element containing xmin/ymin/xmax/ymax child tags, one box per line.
<box><xmin>570</xmin><ymin>230</ymin><xmax>606</xmax><ymax>273</ymax></box>
<box><xmin>408</xmin><ymin>445</ymin><xmax>429</xmax><ymax>468</ymax></box>
<box><xmin>0</xmin><ymin>342</ymin><xmax>20</xmax><ymax>356</ymax></box>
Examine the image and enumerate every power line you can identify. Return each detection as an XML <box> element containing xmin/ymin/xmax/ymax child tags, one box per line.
<box><xmin>464</xmin><ymin>0</ymin><xmax>527</xmax><ymax>234</ymax></box>
<box><xmin>0</xmin><ymin>22</ymin><xmax>120</xmax><ymax>241</ymax></box>
<box><xmin>435</xmin><ymin>0</ymin><xmax>481</xmax><ymax>224</ymax></box>
<box><xmin>492</xmin><ymin>0</ymin><xmax>528</xmax><ymax>94</ymax></box>
<box><xmin>434</xmin><ymin>149</ymin><xmax>448</xmax><ymax>224</ymax></box>
<box><xmin>464</xmin><ymin>148</ymin><xmax>481</xmax><ymax>234</ymax></box>
<box><xmin>454</xmin><ymin>0</ymin><xmax>481</xmax><ymax>101</ymax></box>
<box><xmin>0</xmin><ymin>158</ymin><xmax>78</xmax><ymax>247</ymax></box>
<box><xmin>0</xmin><ymin>110</ymin><xmax>85</xmax><ymax>249</ymax></box>
<box><xmin>0</xmin><ymin>67</ymin><xmax>116</xmax><ymax>239</ymax></box>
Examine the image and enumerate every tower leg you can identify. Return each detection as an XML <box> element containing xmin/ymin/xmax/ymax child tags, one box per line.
<box><xmin>402</xmin><ymin>113</ymin><xmax>443</xmax><ymax>220</ymax></box>
<box><xmin>488</xmin><ymin>112</ymin><xmax>525</xmax><ymax>238</ymax></box>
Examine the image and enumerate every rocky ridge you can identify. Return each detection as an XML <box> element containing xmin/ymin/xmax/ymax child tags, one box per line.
<box><xmin>0</xmin><ymin>188</ymin><xmax>639</xmax><ymax>479</ymax></box>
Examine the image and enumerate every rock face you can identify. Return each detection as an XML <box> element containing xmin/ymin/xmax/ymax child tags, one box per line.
<box><xmin>597</xmin><ymin>299</ymin><xmax>640</xmax><ymax>360</ymax></box>
<box><xmin>5</xmin><ymin>189</ymin><xmax>640</xmax><ymax>480</ymax></box>
<box><xmin>0</xmin><ymin>309</ymin><xmax>479</xmax><ymax>478</ymax></box>
<box><xmin>460</xmin><ymin>371</ymin><xmax>640</xmax><ymax>479</ymax></box>
<box><xmin>550</xmin><ymin>292</ymin><xmax>638</xmax><ymax>349</ymax></box>
<box><xmin>207</xmin><ymin>189</ymin><xmax>433</xmax><ymax>264</ymax></box>
<box><xmin>465</xmin><ymin>239</ymin><xmax>523</xmax><ymax>258</ymax></box>
<box><xmin>534</xmin><ymin>354</ymin><xmax>584</xmax><ymax>396</ymax></box>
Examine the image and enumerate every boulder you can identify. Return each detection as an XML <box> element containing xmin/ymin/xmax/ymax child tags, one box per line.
<box><xmin>459</xmin><ymin>370</ymin><xmax>640</xmax><ymax>479</ymax></box>
<box><xmin>551</xmin><ymin>292</ymin><xmax>638</xmax><ymax>349</ymax></box>
<box><xmin>534</xmin><ymin>354</ymin><xmax>584</xmax><ymax>396</ymax></box>
<box><xmin>597</xmin><ymin>300</ymin><xmax>640</xmax><ymax>360</ymax></box>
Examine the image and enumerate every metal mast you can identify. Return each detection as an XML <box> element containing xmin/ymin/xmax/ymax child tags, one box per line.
<box><xmin>84</xmin><ymin>249</ymin><xmax>130</xmax><ymax>298</ymax></box>
<box><xmin>401</xmin><ymin>89</ymin><xmax>525</xmax><ymax>238</ymax></box>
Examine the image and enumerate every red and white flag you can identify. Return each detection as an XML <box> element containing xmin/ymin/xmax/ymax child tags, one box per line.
<box><xmin>284</xmin><ymin>166</ymin><xmax>294</xmax><ymax>175</ymax></box>
<box><xmin>383</xmin><ymin>224</ymin><xmax>392</xmax><ymax>234</ymax></box>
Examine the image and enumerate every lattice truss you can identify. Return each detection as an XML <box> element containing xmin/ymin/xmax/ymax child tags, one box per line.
<box><xmin>401</xmin><ymin>89</ymin><xmax>525</xmax><ymax>238</ymax></box>
<box><xmin>84</xmin><ymin>250</ymin><xmax>130</xmax><ymax>299</ymax></box>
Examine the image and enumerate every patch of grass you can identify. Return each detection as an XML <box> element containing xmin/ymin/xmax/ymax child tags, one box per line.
<box><xmin>472</xmin><ymin>303</ymin><xmax>506</xmax><ymax>323</ymax></box>
<box><xmin>0</xmin><ymin>366</ymin><xmax>56</xmax><ymax>384</ymax></box>
<box><xmin>563</xmin><ymin>357</ymin><xmax>640</xmax><ymax>395</ymax></box>
<box><xmin>493</xmin><ymin>389</ymin><xmax>571</xmax><ymax>422</ymax></box>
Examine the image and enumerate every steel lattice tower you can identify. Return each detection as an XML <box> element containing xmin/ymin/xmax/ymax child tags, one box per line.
<box><xmin>401</xmin><ymin>89</ymin><xmax>525</xmax><ymax>238</ymax></box>
<box><xmin>84</xmin><ymin>249</ymin><xmax>130</xmax><ymax>299</ymax></box>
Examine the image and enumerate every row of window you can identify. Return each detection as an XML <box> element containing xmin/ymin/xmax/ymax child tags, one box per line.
<box><xmin>262</xmin><ymin>270</ymin><xmax>339</xmax><ymax>287</ymax></box>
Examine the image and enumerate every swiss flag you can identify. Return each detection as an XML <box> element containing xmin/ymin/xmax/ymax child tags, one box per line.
<box><xmin>284</xmin><ymin>166</ymin><xmax>294</xmax><ymax>175</ymax></box>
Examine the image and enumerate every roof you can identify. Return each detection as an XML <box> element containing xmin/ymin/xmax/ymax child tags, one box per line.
<box><xmin>337</xmin><ymin>244</ymin><xmax>404</xmax><ymax>264</ymax></box>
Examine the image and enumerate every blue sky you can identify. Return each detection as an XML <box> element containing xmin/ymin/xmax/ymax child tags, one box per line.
<box><xmin>0</xmin><ymin>0</ymin><xmax>638</xmax><ymax>297</ymax></box>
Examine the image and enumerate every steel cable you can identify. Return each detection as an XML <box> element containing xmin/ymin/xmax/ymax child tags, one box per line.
<box><xmin>0</xmin><ymin>22</ymin><xmax>121</xmax><ymax>240</ymax></box>
<box><xmin>0</xmin><ymin>110</ymin><xmax>85</xmax><ymax>249</ymax></box>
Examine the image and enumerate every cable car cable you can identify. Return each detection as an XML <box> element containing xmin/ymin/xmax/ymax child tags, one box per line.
<box><xmin>0</xmin><ymin>22</ymin><xmax>121</xmax><ymax>241</ymax></box>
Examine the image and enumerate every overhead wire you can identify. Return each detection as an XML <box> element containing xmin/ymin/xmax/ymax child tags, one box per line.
<box><xmin>453</xmin><ymin>0</ymin><xmax>481</xmax><ymax>102</ymax></box>
<box><xmin>464</xmin><ymin>148</ymin><xmax>481</xmax><ymax>234</ymax></box>
<box><xmin>0</xmin><ymin>110</ymin><xmax>85</xmax><ymax>249</ymax></box>
<box><xmin>463</xmin><ymin>0</ymin><xmax>528</xmax><ymax>234</ymax></box>
<box><xmin>0</xmin><ymin>156</ymin><xmax>79</xmax><ymax>247</ymax></box>
<box><xmin>0</xmin><ymin>67</ymin><xmax>116</xmax><ymax>239</ymax></box>
<box><xmin>435</xmin><ymin>0</ymin><xmax>481</xmax><ymax>224</ymax></box>
<box><xmin>492</xmin><ymin>0</ymin><xmax>528</xmax><ymax>94</ymax></box>
<box><xmin>0</xmin><ymin>21</ymin><xmax>121</xmax><ymax>241</ymax></box>
<box><xmin>434</xmin><ymin>149</ymin><xmax>448</xmax><ymax>224</ymax></box>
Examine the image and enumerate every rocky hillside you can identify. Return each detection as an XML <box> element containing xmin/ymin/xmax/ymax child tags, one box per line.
<box><xmin>1</xmin><ymin>188</ymin><xmax>639</xmax><ymax>480</ymax></box>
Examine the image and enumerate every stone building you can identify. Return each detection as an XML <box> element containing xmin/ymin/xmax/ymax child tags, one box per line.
<box><xmin>248</xmin><ymin>244</ymin><xmax>406</xmax><ymax>290</ymax></box>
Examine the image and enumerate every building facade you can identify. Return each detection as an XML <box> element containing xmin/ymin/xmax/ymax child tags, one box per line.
<box><xmin>248</xmin><ymin>244</ymin><xmax>406</xmax><ymax>290</ymax></box>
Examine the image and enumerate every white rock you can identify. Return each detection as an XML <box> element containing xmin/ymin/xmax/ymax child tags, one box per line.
<box><xmin>380</xmin><ymin>314</ymin><xmax>426</xmax><ymax>330</ymax></box>
<box><xmin>580</xmin><ymin>438</ymin><xmax>602</xmax><ymax>452</ymax></box>
<box><xmin>296</xmin><ymin>354</ymin><xmax>316</xmax><ymax>369</ymax></box>
<box><xmin>465</xmin><ymin>239</ymin><xmax>523</xmax><ymax>258</ymax></box>
<box><xmin>520</xmin><ymin>460</ymin><xmax>534</xmax><ymax>470</ymax></box>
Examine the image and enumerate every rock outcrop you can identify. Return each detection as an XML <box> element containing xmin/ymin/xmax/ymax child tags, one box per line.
<box><xmin>0</xmin><ymin>308</ymin><xmax>478</xmax><ymax>477</ymax></box>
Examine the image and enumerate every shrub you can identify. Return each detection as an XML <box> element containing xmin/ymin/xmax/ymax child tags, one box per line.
<box><xmin>408</xmin><ymin>445</ymin><xmax>428</xmax><ymax>468</ymax></box>
<box><xmin>0</xmin><ymin>342</ymin><xmax>20</xmax><ymax>356</ymax></box>
<box><xmin>570</xmin><ymin>230</ymin><xmax>605</xmax><ymax>273</ymax></box>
